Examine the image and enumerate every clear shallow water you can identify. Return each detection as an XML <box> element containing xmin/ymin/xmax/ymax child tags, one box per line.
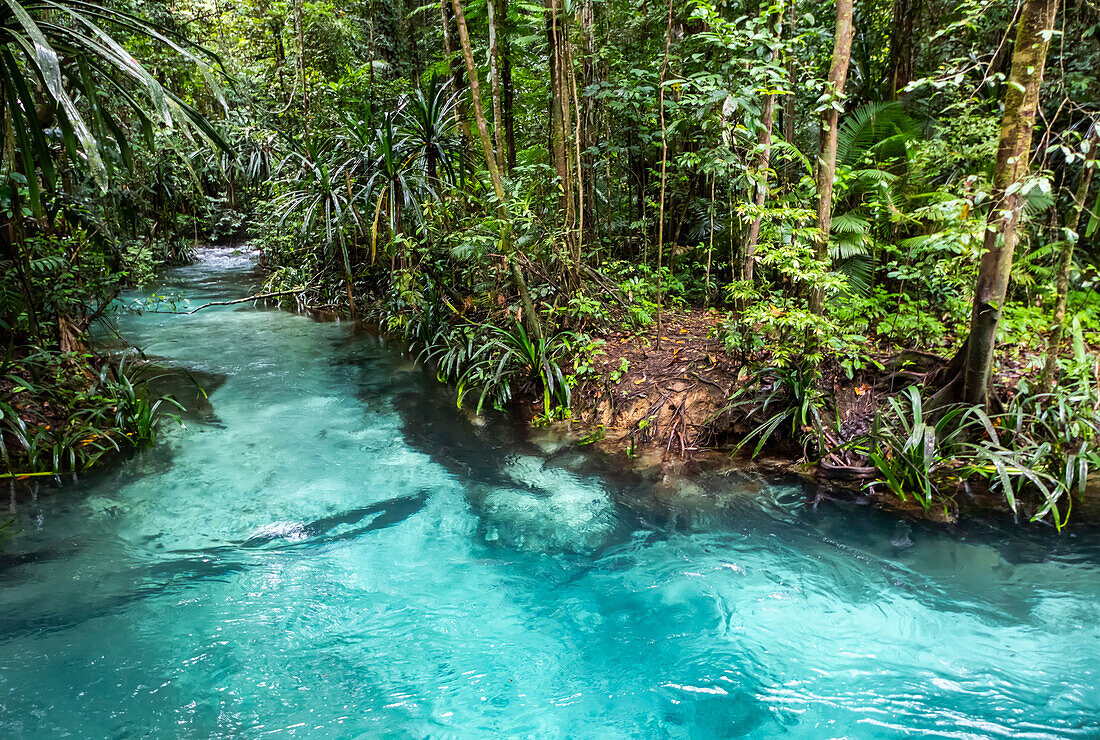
<box><xmin>1</xmin><ymin>249</ymin><xmax>1099</xmax><ymax>738</ymax></box>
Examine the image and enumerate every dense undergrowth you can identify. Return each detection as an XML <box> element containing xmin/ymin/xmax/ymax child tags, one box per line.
<box><xmin>0</xmin><ymin>351</ymin><xmax>182</xmax><ymax>484</ymax></box>
<box><xmin>1</xmin><ymin>0</ymin><xmax>1099</xmax><ymax>530</ymax></box>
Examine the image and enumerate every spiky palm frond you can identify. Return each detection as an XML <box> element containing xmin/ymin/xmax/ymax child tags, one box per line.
<box><xmin>357</xmin><ymin>112</ymin><xmax>438</xmax><ymax>257</ymax></box>
<box><xmin>401</xmin><ymin>77</ymin><xmax>463</xmax><ymax>185</ymax></box>
<box><xmin>0</xmin><ymin>0</ymin><xmax>227</xmax><ymax>214</ymax></box>
<box><xmin>273</xmin><ymin>152</ymin><xmax>362</xmax><ymax>277</ymax></box>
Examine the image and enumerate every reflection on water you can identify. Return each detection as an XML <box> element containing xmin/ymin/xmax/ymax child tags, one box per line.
<box><xmin>0</xmin><ymin>247</ymin><xmax>1097</xmax><ymax>738</ymax></box>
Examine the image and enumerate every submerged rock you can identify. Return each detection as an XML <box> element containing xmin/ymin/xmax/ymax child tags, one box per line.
<box><xmin>891</xmin><ymin>521</ymin><xmax>914</xmax><ymax>550</ymax></box>
<box><xmin>474</xmin><ymin>455</ymin><xmax>620</xmax><ymax>554</ymax></box>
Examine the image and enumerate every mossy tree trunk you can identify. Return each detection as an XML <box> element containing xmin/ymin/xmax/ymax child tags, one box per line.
<box><xmin>451</xmin><ymin>0</ymin><xmax>544</xmax><ymax>342</ymax></box>
<box><xmin>808</xmin><ymin>0</ymin><xmax>855</xmax><ymax>315</ymax></box>
<box><xmin>960</xmin><ymin>0</ymin><xmax>1060</xmax><ymax>406</ymax></box>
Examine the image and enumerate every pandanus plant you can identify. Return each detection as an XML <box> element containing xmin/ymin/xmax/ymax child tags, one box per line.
<box><xmin>273</xmin><ymin>143</ymin><xmax>363</xmax><ymax>311</ymax></box>
<box><xmin>335</xmin><ymin>103</ymin><xmax>452</xmax><ymax>264</ymax></box>
<box><xmin>359</xmin><ymin>112</ymin><xmax>437</xmax><ymax>262</ymax></box>
<box><xmin>0</xmin><ymin>0</ymin><xmax>227</xmax><ymax>213</ymax></box>
<box><xmin>274</xmin><ymin>80</ymin><xmax>460</xmax><ymax>297</ymax></box>
<box><xmin>0</xmin><ymin>0</ymin><xmax>227</xmax><ymax>344</ymax></box>
<box><xmin>401</xmin><ymin>77</ymin><xmax>463</xmax><ymax>186</ymax></box>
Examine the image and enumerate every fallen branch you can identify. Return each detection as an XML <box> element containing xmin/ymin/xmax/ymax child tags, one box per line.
<box><xmin>579</xmin><ymin>265</ymin><xmax>630</xmax><ymax>307</ymax></box>
<box><xmin>185</xmin><ymin>288</ymin><xmax>307</xmax><ymax>314</ymax></box>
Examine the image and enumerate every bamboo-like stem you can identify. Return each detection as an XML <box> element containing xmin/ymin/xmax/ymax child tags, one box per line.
<box><xmin>655</xmin><ymin>0</ymin><xmax>673</xmax><ymax>352</ymax></box>
<box><xmin>1040</xmin><ymin>130</ymin><xmax>1097</xmax><ymax>391</ymax></box>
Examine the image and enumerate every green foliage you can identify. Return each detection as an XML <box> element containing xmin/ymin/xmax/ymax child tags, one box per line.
<box><xmin>602</xmin><ymin>260</ymin><xmax>689</xmax><ymax>328</ymax></box>
<box><xmin>721</xmin><ymin>276</ymin><xmax>840</xmax><ymax>371</ymax></box>
<box><xmin>861</xmin><ymin>387</ymin><xmax>984</xmax><ymax>510</ymax></box>
<box><xmin>725</xmin><ymin>365</ymin><xmax>827</xmax><ymax>458</ymax></box>
<box><xmin>0</xmin><ymin>0</ymin><xmax>226</xmax><ymax>214</ymax></box>
<box><xmin>861</xmin><ymin>348</ymin><xmax>1100</xmax><ymax>529</ymax></box>
<box><xmin>2</xmin><ymin>0</ymin><xmax>1096</xmax><ymax>531</ymax></box>
<box><xmin>967</xmin><ymin>322</ymin><xmax>1100</xmax><ymax>529</ymax></box>
<box><xmin>0</xmin><ymin>225</ymin><xmax>155</xmax><ymax>345</ymax></box>
<box><xmin>1</xmin><ymin>351</ymin><xmax>183</xmax><ymax>479</ymax></box>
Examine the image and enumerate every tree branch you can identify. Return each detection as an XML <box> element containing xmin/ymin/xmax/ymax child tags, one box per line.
<box><xmin>184</xmin><ymin>288</ymin><xmax>307</xmax><ymax>314</ymax></box>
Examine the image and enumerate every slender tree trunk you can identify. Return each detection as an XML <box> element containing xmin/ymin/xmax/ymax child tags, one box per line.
<box><xmin>744</xmin><ymin>3</ymin><xmax>784</xmax><ymax>282</ymax></box>
<box><xmin>783</xmin><ymin>2</ymin><xmax>797</xmax><ymax>183</ymax></box>
<box><xmin>547</xmin><ymin>0</ymin><xmax>577</xmax><ymax>282</ymax></box>
<box><xmin>808</xmin><ymin>0</ymin><xmax>855</xmax><ymax>315</ymax></box>
<box><xmin>886</xmin><ymin>0</ymin><xmax>917</xmax><ymax>97</ymax></box>
<box><xmin>451</xmin><ymin>0</ymin><xmax>544</xmax><ymax>342</ymax></box>
<box><xmin>705</xmin><ymin>175</ymin><xmax>715</xmax><ymax>303</ymax></box>
<box><xmin>655</xmin><ymin>0</ymin><xmax>673</xmax><ymax>351</ymax></box>
<box><xmin>579</xmin><ymin>0</ymin><xmax>597</xmax><ymax>249</ymax></box>
<box><xmin>441</xmin><ymin>0</ymin><xmax>473</xmax><ymax>159</ymax></box>
<box><xmin>568</xmin><ymin>19</ymin><xmax>586</xmax><ymax>279</ymax></box>
<box><xmin>501</xmin><ymin>0</ymin><xmax>517</xmax><ymax>172</ymax></box>
<box><xmin>1040</xmin><ymin>131</ymin><xmax>1096</xmax><ymax>391</ymax></box>
<box><xmin>0</xmin><ymin>101</ymin><xmax>40</xmax><ymax>339</ymax></box>
<box><xmin>294</xmin><ymin>0</ymin><xmax>309</xmax><ymax>140</ymax></box>
<box><xmin>367</xmin><ymin>0</ymin><xmax>376</xmax><ymax>113</ymax></box>
<box><xmin>729</xmin><ymin>191</ymin><xmax>735</xmax><ymax>282</ymax></box>
<box><xmin>960</xmin><ymin>0</ymin><xmax>1060</xmax><ymax>406</ymax></box>
<box><xmin>486</xmin><ymin>0</ymin><xmax>507</xmax><ymax>165</ymax></box>
<box><xmin>604</xmin><ymin>117</ymin><xmax>613</xmax><ymax>253</ymax></box>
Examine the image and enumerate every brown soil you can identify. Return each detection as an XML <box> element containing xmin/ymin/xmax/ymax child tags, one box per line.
<box><xmin>563</xmin><ymin>308</ymin><xmax>1100</xmax><ymax>526</ymax></box>
<box><xmin>571</xmin><ymin>308</ymin><xmax>746</xmax><ymax>460</ymax></box>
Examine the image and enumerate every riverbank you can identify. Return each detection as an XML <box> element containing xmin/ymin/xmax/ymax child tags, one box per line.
<box><xmin>6</xmin><ymin>243</ymin><xmax>1094</xmax><ymax>532</ymax></box>
<box><xmin>350</xmin><ymin>287</ymin><xmax>1100</xmax><ymax>529</ymax></box>
<box><xmin>4</xmin><ymin>251</ymin><xmax>1099</xmax><ymax>735</ymax></box>
<box><xmin>0</xmin><ymin>349</ymin><xmax>175</xmax><ymax>494</ymax></box>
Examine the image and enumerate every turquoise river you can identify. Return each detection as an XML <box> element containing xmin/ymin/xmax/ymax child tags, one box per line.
<box><xmin>0</xmin><ymin>248</ymin><xmax>1098</xmax><ymax>738</ymax></box>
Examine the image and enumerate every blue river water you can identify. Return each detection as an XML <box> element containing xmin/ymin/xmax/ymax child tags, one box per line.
<box><xmin>0</xmin><ymin>248</ymin><xmax>1098</xmax><ymax>738</ymax></box>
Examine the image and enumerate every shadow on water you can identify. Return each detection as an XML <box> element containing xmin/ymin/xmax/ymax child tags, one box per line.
<box><xmin>347</xmin><ymin>322</ymin><xmax>1100</xmax><ymax>587</ymax></box>
<box><xmin>237</xmin><ymin>489</ymin><xmax>430</xmax><ymax>548</ymax></box>
<box><xmin>0</xmin><ymin>491</ymin><xmax>431</xmax><ymax>641</ymax></box>
<box><xmin>144</xmin><ymin>365</ymin><xmax>228</xmax><ymax>425</ymax></box>
<box><xmin>2</xmin><ymin>363</ymin><xmax>228</xmax><ymax>516</ymax></box>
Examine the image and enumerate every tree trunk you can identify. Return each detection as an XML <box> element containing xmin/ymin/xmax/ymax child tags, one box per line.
<box><xmin>1040</xmin><ymin>130</ymin><xmax>1096</xmax><ymax>391</ymax></box>
<box><xmin>501</xmin><ymin>0</ymin><xmax>517</xmax><ymax>172</ymax></box>
<box><xmin>705</xmin><ymin>175</ymin><xmax>715</xmax><ymax>303</ymax></box>
<box><xmin>546</xmin><ymin>0</ymin><xmax>577</xmax><ymax>283</ymax></box>
<box><xmin>808</xmin><ymin>0</ymin><xmax>855</xmax><ymax>315</ymax></box>
<box><xmin>579</xmin><ymin>0</ymin><xmax>597</xmax><ymax>250</ymax></box>
<box><xmin>441</xmin><ymin>0</ymin><xmax>473</xmax><ymax>159</ymax></box>
<box><xmin>885</xmin><ymin>0</ymin><xmax>917</xmax><ymax>97</ymax></box>
<box><xmin>568</xmin><ymin>14</ymin><xmax>586</xmax><ymax>280</ymax></box>
<box><xmin>451</xmin><ymin>0</ymin><xmax>544</xmax><ymax>342</ymax></box>
<box><xmin>294</xmin><ymin>0</ymin><xmax>310</xmax><ymax>141</ymax></box>
<box><xmin>655</xmin><ymin>0</ymin><xmax>673</xmax><ymax>351</ymax></box>
<box><xmin>782</xmin><ymin>1</ymin><xmax>797</xmax><ymax>183</ymax></box>
<box><xmin>486</xmin><ymin>0</ymin><xmax>507</xmax><ymax>165</ymax></box>
<box><xmin>367</xmin><ymin>0</ymin><xmax>376</xmax><ymax>113</ymax></box>
<box><xmin>960</xmin><ymin>0</ymin><xmax>1060</xmax><ymax>406</ymax></box>
<box><xmin>744</xmin><ymin>3</ymin><xmax>784</xmax><ymax>282</ymax></box>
